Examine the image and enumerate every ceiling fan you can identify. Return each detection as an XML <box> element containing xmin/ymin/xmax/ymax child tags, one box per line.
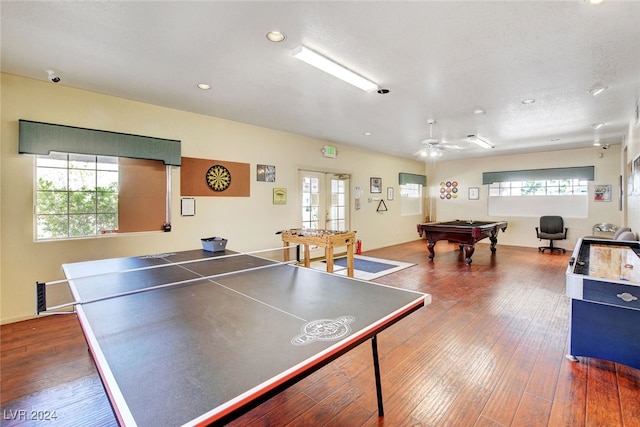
<box><xmin>416</xmin><ymin>119</ymin><xmax>462</xmax><ymax>159</ymax></box>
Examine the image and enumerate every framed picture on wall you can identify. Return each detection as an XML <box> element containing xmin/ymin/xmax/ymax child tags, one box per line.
<box><xmin>370</xmin><ymin>177</ymin><xmax>382</xmax><ymax>193</ymax></box>
<box><xmin>594</xmin><ymin>184</ymin><xmax>612</xmax><ymax>202</ymax></box>
<box><xmin>273</xmin><ymin>188</ymin><xmax>287</xmax><ymax>204</ymax></box>
<box><xmin>468</xmin><ymin>187</ymin><xmax>479</xmax><ymax>200</ymax></box>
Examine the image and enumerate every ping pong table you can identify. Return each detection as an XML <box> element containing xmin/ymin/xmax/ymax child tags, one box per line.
<box><xmin>37</xmin><ymin>248</ymin><xmax>429</xmax><ymax>426</ymax></box>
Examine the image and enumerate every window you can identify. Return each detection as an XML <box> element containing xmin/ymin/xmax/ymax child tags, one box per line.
<box><xmin>36</xmin><ymin>153</ymin><xmax>119</xmax><ymax>239</ymax></box>
<box><xmin>400</xmin><ymin>183</ymin><xmax>423</xmax><ymax>216</ymax></box>
<box><xmin>488</xmin><ymin>179</ymin><xmax>588</xmax><ymax>197</ymax></box>
<box><xmin>35</xmin><ymin>152</ymin><xmax>168</xmax><ymax>240</ymax></box>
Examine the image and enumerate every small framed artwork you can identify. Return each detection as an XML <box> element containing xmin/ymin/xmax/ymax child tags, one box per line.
<box><xmin>387</xmin><ymin>187</ymin><xmax>394</xmax><ymax>201</ymax></box>
<box><xmin>594</xmin><ymin>184</ymin><xmax>611</xmax><ymax>202</ymax></box>
<box><xmin>273</xmin><ymin>187</ymin><xmax>287</xmax><ymax>204</ymax></box>
<box><xmin>468</xmin><ymin>187</ymin><xmax>479</xmax><ymax>200</ymax></box>
<box><xmin>370</xmin><ymin>177</ymin><xmax>382</xmax><ymax>193</ymax></box>
<box><xmin>181</xmin><ymin>197</ymin><xmax>196</xmax><ymax>216</ymax></box>
<box><xmin>257</xmin><ymin>164</ymin><xmax>276</xmax><ymax>182</ymax></box>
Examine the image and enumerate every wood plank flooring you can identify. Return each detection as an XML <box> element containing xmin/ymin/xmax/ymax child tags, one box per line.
<box><xmin>1</xmin><ymin>240</ymin><xmax>639</xmax><ymax>426</ymax></box>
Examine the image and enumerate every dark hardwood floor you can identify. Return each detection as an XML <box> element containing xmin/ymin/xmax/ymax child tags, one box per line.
<box><xmin>1</xmin><ymin>240</ymin><xmax>639</xmax><ymax>426</ymax></box>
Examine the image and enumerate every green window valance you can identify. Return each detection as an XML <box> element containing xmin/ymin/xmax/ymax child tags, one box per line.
<box><xmin>19</xmin><ymin>120</ymin><xmax>181</xmax><ymax>166</ymax></box>
<box><xmin>482</xmin><ymin>166</ymin><xmax>594</xmax><ymax>185</ymax></box>
<box><xmin>399</xmin><ymin>172</ymin><xmax>426</xmax><ymax>186</ymax></box>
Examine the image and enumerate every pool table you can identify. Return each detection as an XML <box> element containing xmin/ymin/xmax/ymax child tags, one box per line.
<box><xmin>417</xmin><ymin>220</ymin><xmax>508</xmax><ymax>265</ymax></box>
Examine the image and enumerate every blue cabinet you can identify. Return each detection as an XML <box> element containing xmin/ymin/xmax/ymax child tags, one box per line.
<box><xmin>565</xmin><ymin>238</ymin><xmax>640</xmax><ymax>369</ymax></box>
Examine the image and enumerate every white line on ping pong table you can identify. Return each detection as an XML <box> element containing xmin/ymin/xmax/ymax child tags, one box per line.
<box><xmin>167</xmin><ymin>253</ymin><xmax>309</xmax><ymax>322</ymax></box>
<box><xmin>40</xmin><ymin>245</ymin><xmax>298</xmax><ymax>287</ymax></box>
<box><xmin>43</xmin><ymin>258</ymin><xmax>302</xmax><ymax>313</ymax></box>
<box><xmin>38</xmin><ymin>246</ymin><xmax>300</xmax><ymax>314</ymax></box>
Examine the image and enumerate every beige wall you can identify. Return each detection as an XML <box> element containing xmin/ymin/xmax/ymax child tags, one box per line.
<box><xmin>2</xmin><ymin>73</ymin><xmax>638</xmax><ymax>323</ymax></box>
<box><xmin>426</xmin><ymin>146</ymin><xmax>625</xmax><ymax>251</ymax></box>
<box><xmin>0</xmin><ymin>74</ymin><xmax>426</xmax><ymax>323</ymax></box>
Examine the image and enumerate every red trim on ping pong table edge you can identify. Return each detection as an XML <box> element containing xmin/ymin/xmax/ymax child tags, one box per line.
<box><xmin>75</xmin><ymin>305</ymin><xmax>137</xmax><ymax>427</ymax></box>
<box><xmin>189</xmin><ymin>294</ymin><xmax>428</xmax><ymax>427</ymax></box>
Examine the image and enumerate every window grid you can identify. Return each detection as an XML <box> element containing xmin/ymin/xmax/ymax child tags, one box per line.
<box><xmin>400</xmin><ymin>183</ymin><xmax>423</xmax><ymax>216</ymax></box>
<box><xmin>400</xmin><ymin>183</ymin><xmax>422</xmax><ymax>198</ymax></box>
<box><xmin>36</xmin><ymin>153</ymin><xmax>119</xmax><ymax>240</ymax></box>
<box><xmin>488</xmin><ymin>179</ymin><xmax>588</xmax><ymax>197</ymax></box>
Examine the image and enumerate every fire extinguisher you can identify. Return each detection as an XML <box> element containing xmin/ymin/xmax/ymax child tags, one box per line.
<box><xmin>356</xmin><ymin>240</ymin><xmax>362</xmax><ymax>255</ymax></box>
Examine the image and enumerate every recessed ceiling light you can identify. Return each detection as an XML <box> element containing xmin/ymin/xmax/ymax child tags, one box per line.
<box><xmin>589</xmin><ymin>0</ymin><xmax>604</xmax><ymax>4</ymax></box>
<box><xmin>591</xmin><ymin>122</ymin><xmax>605</xmax><ymax>129</ymax></box>
<box><xmin>588</xmin><ymin>86</ymin><xmax>607</xmax><ymax>96</ymax></box>
<box><xmin>197</xmin><ymin>83</ymin><xmax>211</xmax><ymax>90</ymax></box>
<box><xmin>473</xmin><ymin>109</ymin><xmax>485</xmax><ymax>115</ymax></box>
<box><xmin>363</xmin><ymin>132</ymin><xmax>372</xmax><ymax>136</ymax></box>
<box><xmin>521</xmin><ymin>99</ymin><xmax>536</xmax><ymax>104</ymax></box>
<box><xmin>266</xmin><ymin>31</ymin><xmax>286</xmax><ymax>42</ymax></box>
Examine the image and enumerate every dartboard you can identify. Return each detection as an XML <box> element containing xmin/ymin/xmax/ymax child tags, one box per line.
<box><xmin>205</xmin><ymin>164</ymin><xmax>231</xmax><ymax>191</ymax></box>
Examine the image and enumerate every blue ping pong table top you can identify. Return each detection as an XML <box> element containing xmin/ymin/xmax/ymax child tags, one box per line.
<box><xmin>63</xmin><ymin>249</ymin><xmax>429</xmax><ymax>426</ymax></box>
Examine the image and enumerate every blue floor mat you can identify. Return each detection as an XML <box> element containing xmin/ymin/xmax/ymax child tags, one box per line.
<box><xmin>331</xmin><ymin>257</ymin><xmax>396</xmax><ymax>273</ymax></box>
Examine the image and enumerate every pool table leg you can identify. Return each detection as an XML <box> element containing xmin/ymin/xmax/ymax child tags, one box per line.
<box><xmin>427</xmin><ymin>241</ymin><xmax>436</xmax><ymax>260</ymax></box>
<box><xmin>489</xmin><ymin>234</ymin><xmax>498</xmax><ymax>253</ymax></box>
<box><xmin>463</xmin><ymin>244</ymin><xmax>475</xmax><ymax>265</ymax></box>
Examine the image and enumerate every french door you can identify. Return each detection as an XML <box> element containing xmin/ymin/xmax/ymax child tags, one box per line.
<box><xmin>299</xmin><ymin>170</ymin><xmax>350</xmax><ymax>259</ymax></box>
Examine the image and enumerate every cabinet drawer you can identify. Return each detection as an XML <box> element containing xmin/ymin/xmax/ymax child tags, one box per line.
<box><xmin>584</xmin><ymin>279</ymin><xmax>640</xmax><ymax>310</ymax></box>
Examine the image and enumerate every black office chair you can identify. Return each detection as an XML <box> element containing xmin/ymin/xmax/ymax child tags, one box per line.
<box><xmin>536</xmin><ymin>215</ymin><xmax>568</xmax><ymax>253</ymax></box>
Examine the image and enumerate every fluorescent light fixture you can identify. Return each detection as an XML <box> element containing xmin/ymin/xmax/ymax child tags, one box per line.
<box><xmin>467</xmin><ymin>135</ymin><xmax>494</xmax><ymax>149</ymax></box>
<box><xmin>588</xmin><ymin>86</ymin><xmax>607</xmax><ymax>96</ymax></box>
<box><xmin>292</xmin><ymin>45</ymin><xmax>378</xmax><ymax>92</ymax></box>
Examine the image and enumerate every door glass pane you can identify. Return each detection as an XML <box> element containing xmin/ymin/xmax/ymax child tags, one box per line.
<box><xmin>328</xmin><ymin>177</ymin><xmax>347</xmax><ymax>231</ymax></box>
<box><xmin>301</xmin><ymin>176</ymin><xmax>320</xmax><ymax>229</ymax></box>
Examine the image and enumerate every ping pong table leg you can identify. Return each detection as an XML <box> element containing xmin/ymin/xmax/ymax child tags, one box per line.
<box><xmin>372</xmin><ymin>335</ymin><xmax>384</xmax><ymax>417</ymax></box>
<box><xmin>36</xmin><ymin>282</ymin><xmax>47</xmax><ymax>315</ymax></box>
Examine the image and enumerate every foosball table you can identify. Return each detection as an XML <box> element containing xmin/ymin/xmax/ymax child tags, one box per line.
<box><xmin>279</xmin><ymin>228</ymin><xmax>357</xmax><ymax>277</ymax></box>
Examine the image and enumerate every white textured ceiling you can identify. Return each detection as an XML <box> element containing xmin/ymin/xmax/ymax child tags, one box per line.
<box><xmin>2</xmin><ymin>1</ymin><xmax>639</xmax><ymax>161</ymax></box>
